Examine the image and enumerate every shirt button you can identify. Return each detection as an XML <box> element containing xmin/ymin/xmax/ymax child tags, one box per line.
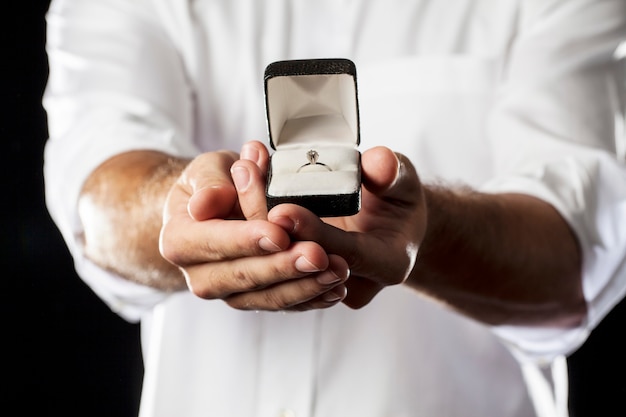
<box><xmin>278</xmin><ymin>409</ymin><xmax>296</xmax><ymax>417</ymax></box>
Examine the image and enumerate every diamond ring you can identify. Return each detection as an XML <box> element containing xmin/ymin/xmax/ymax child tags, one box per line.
<box><xmin>296</xmin><ymin>149</ymin><xmax>332</xmax><ymax>172</ymax></box>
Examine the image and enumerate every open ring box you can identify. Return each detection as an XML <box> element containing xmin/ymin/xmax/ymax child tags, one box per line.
<box><xmin>264</xmin><ymin>58</ymin><xmax>361</xmax><ymax>217</ymax></box>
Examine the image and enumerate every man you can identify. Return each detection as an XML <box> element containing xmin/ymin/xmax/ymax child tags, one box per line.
<box><xmin>44</xmin><ymin>0</ymin><xmax>626</xmax><ymax>416</ymax></box>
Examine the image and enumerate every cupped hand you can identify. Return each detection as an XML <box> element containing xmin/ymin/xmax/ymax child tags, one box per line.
<box><xmin>159</xmin><ymin>142</ymin><xmax>349</xmax><ymax>311</ymax></box>
<box><xmin>268</xmin><ymin>146</ymin><xmax>427</xmax><ymax>309</ymax></box>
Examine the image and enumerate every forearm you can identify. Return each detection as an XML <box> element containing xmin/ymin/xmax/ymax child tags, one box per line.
<box><xmin>407</xmin><ymin>185</ymin><xmax>586</xmax><ymax>327</ymax></box>
<box><xmin>78</xmin><ymin>150</ymin><xmax>190</xmax><ymax>291</ymax></box>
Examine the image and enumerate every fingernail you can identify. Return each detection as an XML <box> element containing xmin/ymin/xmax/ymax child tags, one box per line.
<box><xmin>323</xmin><ymin>286</ymin><xmax>347</xmax><ymax>303</ymax></box>
<box><xmin>295</xmin><ymin>256</ymin><xmax>322</xmax><ymax>273</ymax></box>
<box><xmin>240</xmin><ymin>144</ymin><xmax>260</xmax><ymax>163</ymax></box>
<box><xmin>390</xmin><ymin>154</ymin><xmax>402</xmax><ymax>189</ymax></box>
<box><xmin>258</xmin><ymin>236</ymin><xmax>281</xmax><ymax>252</ymax></box>
<box><xmin>271</xmin><ymin>215</ymin><xmax>296</xmax><ymax>233</ymax></box>
<box><xmin>317</xmin><ymin>270</ymin><xmax>342</xmax><ymax>285</ymax></box>
<box><xmin>231</xmin><ymin>166</ymin><xmax>250</xmax><ymax>192</ymax></box>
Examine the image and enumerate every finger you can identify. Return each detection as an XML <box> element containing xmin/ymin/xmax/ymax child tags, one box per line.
<box><xmin>225</xmin><ymin>282</ymin><xmax>348</xmax><ymax>311</ymax></box>
<box><xmin>175</xmin><ymin>151</ymin><xmax>240</xmax><ymax>221</ymax></box>
<box><xmin>183</xmin><ymin>241</ymin><xmax>340</xmax><ymax>301</ymax></box>
<box><xmin>268</xmin><ymin>205</ymin><xmax>346</xmax><ymax>250</ymax></box>
<box><xmin>267</xmin><ymin>147</ymin><xmax>424</xmax><ymax>283</ymax></box>
<box><xmin>231</xmin><ymin>159</ymin><xmax>269</xmax><ymax>220</ymax></box>
<box><xmin>282</xmin><ymin>283</ymin><xmax>347</xmax><ymax>311</ymax></box>
<box><xmin>232</xmin><ymin>141</ymin><xmax>271</xmax><ymax>220</ymax></box>
<box><xmin>160</xmin><ymin>217</ymin><xmax>291</xmax><ymax>266</ymax></box>
<box><xmin>240</xmin><ymin>140</ymin><xmax>270</xmax><ymax>173</ymax></box>
<box><xmin>184</xmin><ymin>185</ymin><xmax>239</xmax><ymax>221</ymax></box>
<box><xmin>268</xmin><ymin>205</ymin><xmax>366</xmax><ymax>271</ymax></box>
<box><xmin>360</xmin><ymin>147</ymin><xmax>422</xmax><ymax>208</ymax></box>
<box><xmin>360</xmin><ymin>146</ymin><xmax>400</xmax><ymax>194</ymax></box>
<box><xmin>222</xmin><ymin>255</ymin><xmax>349</xmax><ymax>311</ymax></box>
<box><xmin>268</xmin><ymin>203</ymin><xmax>413</xmax><ymax>284</ymax></box>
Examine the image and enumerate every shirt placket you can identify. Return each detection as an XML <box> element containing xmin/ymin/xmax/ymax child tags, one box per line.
<box><xmin>255</xmin><ymin>310</ymin><xmax>321</xmax><ymax>417</ymax></box>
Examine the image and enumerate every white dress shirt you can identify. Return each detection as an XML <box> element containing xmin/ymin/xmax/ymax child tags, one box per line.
<box><xmin>43</xmin><ymin>0</ymin><xmax>626</xmax><ymax>416</ymax></box>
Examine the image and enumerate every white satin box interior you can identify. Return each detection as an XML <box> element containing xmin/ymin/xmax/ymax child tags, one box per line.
<box><xmin>264</xmin><ymin>58</ymin><xmax>361</xmax><ymax>217</ymax></box>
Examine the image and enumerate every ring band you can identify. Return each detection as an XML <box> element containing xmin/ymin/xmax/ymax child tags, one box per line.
<box><xmin>297</xmin><ymin>149</ymin><xmax>332</xmax><ymax>172</ymax></box>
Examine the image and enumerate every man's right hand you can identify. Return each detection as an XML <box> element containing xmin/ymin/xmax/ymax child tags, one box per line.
<box><xmin>159</xmin><ymin>141</ymin><xmax>349</xmax><ymax>311</ymax></box>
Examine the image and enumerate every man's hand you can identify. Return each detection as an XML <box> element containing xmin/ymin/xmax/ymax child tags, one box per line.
<box><xmin>253</xmin><ymin>141</ymin><xmax>584</xmax><ymax>326</ymax></box>
<box><xmin>267</xmin><ymin>146</ymin><xmax>427</xmax><ymax>309</ymax></box>
<box><xmin>159</xmin><ymin>142</ymin><xmax>350</xmax><ymax>311</ymax></box>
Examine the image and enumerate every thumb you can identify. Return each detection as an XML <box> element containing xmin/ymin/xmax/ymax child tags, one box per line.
<box><xmin>231</xmin><ymin>141</ymin><xmax>272</xmax><ymax>220</ymax></box>
<box><xmin>361</xmin><ymin>146</ymin><xmax>422</xmax><ymax>206</ymax></box>
<box><xmin>183</xmin><ymin>151</ymin><xmax>240</xmax><ymax>220</ymax></box>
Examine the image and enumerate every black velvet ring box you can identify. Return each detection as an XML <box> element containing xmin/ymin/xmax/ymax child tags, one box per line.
<box><xmin>264</xmin><ymin>58</ymin><xmax>362</xmax><ymax>217</ymax></box>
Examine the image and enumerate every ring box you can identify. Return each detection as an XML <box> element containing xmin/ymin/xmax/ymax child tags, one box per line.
<box><xmin>264</xmin><ymin>58</ymin><xmax>362</xmax><ymax>217</ymax></box>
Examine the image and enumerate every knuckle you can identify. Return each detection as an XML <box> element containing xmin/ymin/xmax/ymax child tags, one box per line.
<box><xmin>187</xmin><ymin>269</ymin><xmax>223</xmax><ymax>300</ymax></box>
<box><xmin>189</xmin><ymin>282</ymin><xmax>220</xmax><ymax>300</ymax></box>
<box><xmin>186</xmin><ymin>278</ymin><xmax>211</xmax><ymax>299</ymax></box>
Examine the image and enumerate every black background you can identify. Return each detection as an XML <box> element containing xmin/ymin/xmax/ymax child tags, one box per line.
<box><xmin>4</xmin><ymin>1</ymin><xmax>143</xmax><ymax>416</ymax></box>
<box><xmin>3</xmin><ymin>1</ymin><xmax>624</xmax><ymax>416</ymax></box>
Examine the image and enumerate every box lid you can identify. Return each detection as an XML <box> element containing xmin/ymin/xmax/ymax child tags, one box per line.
<box><xmin>264</xmin><ymin>58</ymin><xmax>360</xmax><ymax>150</ymax></box>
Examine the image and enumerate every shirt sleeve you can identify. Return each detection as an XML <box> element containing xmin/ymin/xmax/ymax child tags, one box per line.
<box><xmin>483</xmin><ymin>0</ymin><xmax>626</xmax><ymax>362</ymax></box>
<box><xmin>43</xmin><ymin>0</ymin><xmax>199</xmax><ymax>321</ymax></box>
